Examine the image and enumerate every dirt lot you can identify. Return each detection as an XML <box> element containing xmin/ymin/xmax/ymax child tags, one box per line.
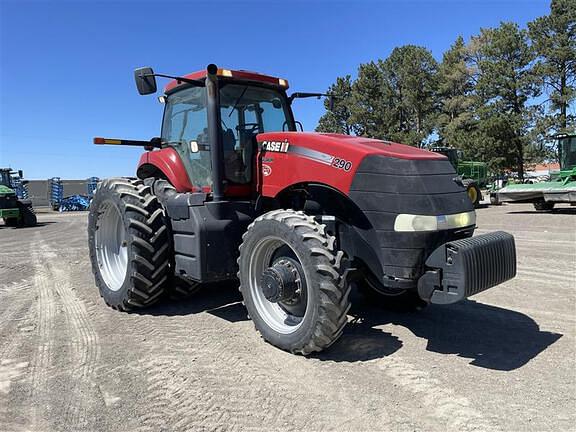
<box><xmin>0</xmin><ymin>203</ymin><xmax>574</xmax><ymax>432</ymax></box>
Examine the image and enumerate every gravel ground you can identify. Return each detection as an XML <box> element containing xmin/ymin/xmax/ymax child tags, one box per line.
<box><xmin>0</xmin><ymin>203</ymin><xmax>574</xmax><ymax>432</ymax></box>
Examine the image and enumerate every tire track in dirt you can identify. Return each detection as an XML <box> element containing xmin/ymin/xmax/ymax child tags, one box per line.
<box><xmin>28</xmin><ymin>238</ymin><xmax>58</xmax><ymax>431</ymax></box>
<box><xmin>0</xmin><ymin>275</ymin><xmax>35</xmax><ymax>432</ymax></box>
<box><xmin>26</xmin><ymin>235</ymin><xmax>101</xmax><ymax>431</ymax></box>
<box><xmin>37</xmin><ymin>240</ymin><xmax>101</xmax><ymax>430</ymax></box>
<box><xmin>134</xmin><ymin>314</ymin><xmax>393</xmax><ymax>432</ymax></box>
<box><xmin>0</xmin><ymin>279</ymin><xmax>30</xmax><ymax>294</ymax></box>
<box><xmin>376</xmin><ymin>356</ymin><xmax>500</xmax><ymax>432</ymax></box>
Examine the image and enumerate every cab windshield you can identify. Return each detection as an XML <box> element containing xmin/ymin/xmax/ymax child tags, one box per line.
<box><xmin>0</xmin><ymin>171</ymin><xmax>12</xmax><ymax>188</ymax></box>
<box><xmin>559</xmin><ymin>136</ymin><xmax>576</xmax><ymax>170</ymax></box>
<box><xmin>161</xmin><ymin>83</ymin><xmax>293</xmax><ymax>189</ymax></box>
<box><xmin>219</xmin><ymin>84</ymin><xmax>293</xmax><ymax>183</ymax></box>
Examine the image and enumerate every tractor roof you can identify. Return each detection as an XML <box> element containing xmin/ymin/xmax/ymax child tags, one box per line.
<box><xmin>165</xmin><ymin>68</ymin><xmax>289</xmax><ymax>94</ymax></box>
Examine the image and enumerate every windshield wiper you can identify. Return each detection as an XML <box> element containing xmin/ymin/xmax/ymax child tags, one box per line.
<box><xmin>229</xmin><ymin>86</ymin><xmax>248</xmax><ymax>117</ymax></box>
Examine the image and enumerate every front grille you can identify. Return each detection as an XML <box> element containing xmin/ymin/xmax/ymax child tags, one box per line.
<box><xmin>349</xmin><ymin>155</ymin><xmax>474</xmax><ymax>280</ymax></box>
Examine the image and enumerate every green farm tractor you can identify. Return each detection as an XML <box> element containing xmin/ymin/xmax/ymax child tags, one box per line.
<box><xmin>497</xmin><ymin>134</ymin><xmax>576</xmax><ymax>210</ymax></box>
<box><xmin>429</xmin><ymin>147</ymin><xmax>487</xmax><ymax>206</ymax></box>
<box><xmin>0</xmin><ymin>168</ymin><xmax>37</xmax><ymax>227</ymax></box>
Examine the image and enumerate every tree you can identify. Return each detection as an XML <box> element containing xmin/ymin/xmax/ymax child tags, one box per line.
<box><xmin>472</xmin><ymin>22</ymin><xmax>540</xmax><ymax>179</ymax></box>
<box><xmin>529</xmin><ymin>0</ymin><xmax>576</xmax><ymax>134</ymax></box>
<box><xmin>316</xmin><ymin>75</ymin><xmax>356</xmax><ymax>134</ymax></box>
<box><xmin>436</xmin><ymin>36</ymin><xmax>478</xmax><ymax>150</ymax></box>
<box><xmin>351</xmin><ymin>45</ymin><xmax>438</xmax><ymax>146</ymax></box>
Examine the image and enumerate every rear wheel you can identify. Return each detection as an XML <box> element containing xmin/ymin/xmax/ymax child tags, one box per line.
<box><xmin>88</xmin><ymin>178</ymin><xmax>171</xmax><ymax>311</ymax></box>
<box><xmin>533</xmin><ymin>200</ymin><xmax>555</xmax><ymax>211</ymax></box>
<box><xmin>15</xmin><ymin>200</ymin><xmax>37</xmax><ymax>227</ymax></box>
<box><xmin>238</xmin><ymin>209</ymin><xmax>351</xmax><ymax>355</ymax></box>
<box><xmin>145</xmin><ymin>177</ymin><xmax>202</xmax><ymax>300</ymax></box>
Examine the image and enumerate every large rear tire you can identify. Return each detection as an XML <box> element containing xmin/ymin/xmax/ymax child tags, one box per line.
<box><xmin>17</xmin><ymin>200</ymin><xmax>37</xmax><ymax>227</ymax></box>
<box><xmin>145</xmin><ymin>178</ymin><xmax>201</xmax><ymax>300</ymax></box>
<box><xmin>88</xmin><ymin>178</ymin><xmax>171</xmax><ymax>311</ymax></box>
<box><xmin>238</xmin><ymin>209</ymin><xmax>351</xmax><ymax>355</ymax></box>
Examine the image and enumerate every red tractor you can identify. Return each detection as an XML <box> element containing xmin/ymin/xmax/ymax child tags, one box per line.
<box><xmin>88</xmin><ymin>64</ymin><xmax>516</xmax><ymax>355</ymax></box>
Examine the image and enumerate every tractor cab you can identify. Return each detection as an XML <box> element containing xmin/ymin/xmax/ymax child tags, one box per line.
<box><xmin>95</xmin><ymin>65</ymin><xmax>331</xmax><ymax>201</ymax></box>
<box><xmin>0</xmin><ymin>168</ymin><xmax>22</xmax><ymax>190</ymax></box>
<box><xmin>429</xmin><ymin>147</ymin><xmax>461</xmax><ymax>170</ymax></box>
<box><xmin>160</xmin><ymin>70</ymin><xmax>296</xmax><ymax>194</ymax></box>
<box><xmin>557</xmin><ymin>133</ymin><xmax>576</xmax><ymax>174</ymax></box>
<box><xmin>0</xmin><ymin>169</ymin><xmax>13</xmax><ymax>189</ymax></box>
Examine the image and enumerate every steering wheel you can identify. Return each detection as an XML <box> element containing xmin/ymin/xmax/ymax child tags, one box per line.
<box><xmin>236</xmin><ymin>123</ymin><xmax>261</xmax><ymax>134</ymax></box>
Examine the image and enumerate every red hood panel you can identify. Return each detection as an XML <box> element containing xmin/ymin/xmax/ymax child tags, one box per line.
<box><xmin>256</xmin><ymin>132</ymin><xmax>446</xmax><ymax>161</ymax></box>
<box><xmin>255</xmin><ymin>132</ymin><xmax>446</xmax><ymax>198</ymax></box>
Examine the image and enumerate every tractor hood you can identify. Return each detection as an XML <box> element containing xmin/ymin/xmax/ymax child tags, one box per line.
<box><xmin>257</xmin><ymin>132</ymin><xmax>446</xmax><ymax>162</ymax></box>
<box><xmin>0</xmin><ymin>185</ymin><xmax>16</xmax><ymax>196</ymax></box>
<box><xmin>255</xmin><ymin>132</ymin><xmax>447</xmax><ymax>196</ymax></box>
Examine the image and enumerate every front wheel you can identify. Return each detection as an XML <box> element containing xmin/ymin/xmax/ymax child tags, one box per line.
<box><xmin>463</xmin><ymin>180</ymin><xmax>482</xmax><ymax>207</ymax></box>
<box><xmin>238</xmin><ymin>210</ymin><xmax>351</xmax><ymax>355</ymax></box>
<box><xmin>533</xmin><ymin>200</ymin><xmax>555</xmax><ymax>211</ymax></box>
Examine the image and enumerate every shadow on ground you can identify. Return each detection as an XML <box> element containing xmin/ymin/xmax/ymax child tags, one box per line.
<box><xmin>0</xmin><ymin>221</ymin><xmax>56</xmax><ymax>230</ymax></box>
<box><xmin>506</xmin><ymin>208</ymin><xmax>576</xmax><ymax>215</ymax></box>
<box><xmin>136</xmin><ymin>282</ymin><xmax>562</xmax><ymax>368</ymax></box>
<box><xmin>350</xmin><ymin>291</ymin><xmax>562</xmax><ymax>370</ymax></box>
<box><xmin>135</xmin><ymin>281</ymin><xmax>248</xmax><ymax>323</ymax></box>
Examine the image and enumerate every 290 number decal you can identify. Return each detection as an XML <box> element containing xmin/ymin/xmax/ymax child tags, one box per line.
<box><xmin>331</xmin><ymin>157</ymin><xmax>353</xmax><ymax>172</ymax></box>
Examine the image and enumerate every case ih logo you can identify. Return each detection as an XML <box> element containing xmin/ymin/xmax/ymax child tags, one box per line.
<box><xmin>262</xmin><ymin>140</ymin><xmax>290</xmax><ymax>153</ymax></box>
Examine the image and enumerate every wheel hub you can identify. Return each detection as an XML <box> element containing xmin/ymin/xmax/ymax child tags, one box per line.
<box><xmin>261</xmin><ymin>259</ymin><xmax>301</xmax><ymax>304</ymax></box>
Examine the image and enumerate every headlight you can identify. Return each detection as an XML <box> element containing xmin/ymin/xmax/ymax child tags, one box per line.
<box><xmin>394</xmin><ymin>211</ymin><xmax>476</xmax><ymax>232</ymax></box>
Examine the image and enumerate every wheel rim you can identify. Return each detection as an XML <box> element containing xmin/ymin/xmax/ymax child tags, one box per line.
<box><xmin>468</xmin><ymin>186</ymin><xmax>478</xmax><ymax>203</ymax></box>
<box><xmin>248</xmin><ymin>236</ymin><xmax>308</xmax><ymax>334</ymax></box>
<box><xmin>95</xmin><ymin>201</ymin><xmax>128</xmax><ymax>292</ymax></box>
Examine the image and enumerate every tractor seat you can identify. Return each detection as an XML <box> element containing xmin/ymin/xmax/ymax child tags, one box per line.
<box><xmin>222</xmin><ymin>128</ymin><xmax>246</xmax><ymax>183</ymax></box>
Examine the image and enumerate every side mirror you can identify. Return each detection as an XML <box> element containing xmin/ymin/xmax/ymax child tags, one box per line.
<box><xmin>18</xmin><ymin>170</ymin><xmax>23</xmax><ymax>178</ymax></box>
<box><xmin>134</xmin><ymin>67</ymin><xmax>157</xmax><ymax>95</ymax></box>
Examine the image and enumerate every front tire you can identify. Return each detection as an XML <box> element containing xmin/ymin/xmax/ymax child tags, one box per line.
<box><xmin>88</xmin><ymin>178</ymin><xmax>171</xmax><ymax>311</ymax></box>
<box><xmin>463</xmin><ymin>180</ymin><xmax>482</xmax><ymax>207</ymax></box>
<box><xmin>533</xmin><ymin>200</ymin><xmax>555</xmax><ymax>211</ymax></box>
<box><xmin>238</xmin><ymin>210</ymin><xmax>351</xmax><ymax>355</ymax></box>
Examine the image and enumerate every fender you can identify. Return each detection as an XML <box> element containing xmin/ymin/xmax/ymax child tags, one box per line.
<box><xmin>137</xmin><ymin>147</ymin><xmax>194</xmax><ymax>192</ymax></box>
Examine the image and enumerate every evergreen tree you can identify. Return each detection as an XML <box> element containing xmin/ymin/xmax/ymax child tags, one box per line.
<box><xmin>436</xmin><ymin>36</ymin><xmax>478</xmax><ymax>150</ymax></box>
<box><xmin>529</xmin><ymin>0</ymin><xmax>576</xmax><ymax>134</ymax></box>
<box><xmin>316</xmin><ymin>75</ymin><xmax>356</xmax><ymax>134</ymax></box>
<box><xmin>472</xmin><ymin>23</ymin><xmax>540</xmax><ymax>179</ymax></box>
<box><xmin>351</xmin><ymin>46</ymin><xmax>438</xmax><ymax>146</ymax></box>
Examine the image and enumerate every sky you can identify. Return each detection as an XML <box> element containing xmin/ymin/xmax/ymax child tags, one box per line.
<box><xmin>0</xmin><ymin>0</ymin><xmax>550</xmax><ymax>179</ymax></box>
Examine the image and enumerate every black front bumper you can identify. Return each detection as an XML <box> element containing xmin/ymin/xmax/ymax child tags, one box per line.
<box><xmin>417</xmin><ymin>231</ymin><xmax>516</xmax><ymax>305</ymax></box>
